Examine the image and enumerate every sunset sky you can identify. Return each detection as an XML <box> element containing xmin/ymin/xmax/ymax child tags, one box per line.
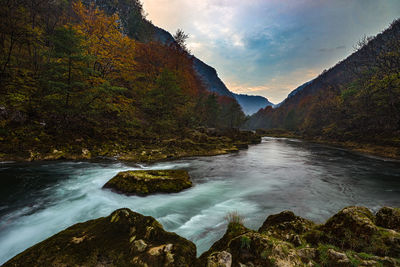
<box><xmin>141</xmin><ymin>0</ymin><xmax>400</xmax><ymax>103</ymax></box>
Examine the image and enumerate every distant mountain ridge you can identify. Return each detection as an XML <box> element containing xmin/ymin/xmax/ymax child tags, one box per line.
<box><xmin>233</xmin><ymin>93</ymin><xmax>273</xmax><ymax>115</ymax></box>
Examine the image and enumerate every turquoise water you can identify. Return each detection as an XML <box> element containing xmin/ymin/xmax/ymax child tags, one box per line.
<box><xmin>1</xmin><ymin>137</ymin><xmax>400</xmax><ymax>263</ymax></box>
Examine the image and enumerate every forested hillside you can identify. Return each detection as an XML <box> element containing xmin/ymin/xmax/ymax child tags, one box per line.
<box><xmin>0</xmin><ymin>0</ymin><xmax>248</xmax><ymax>160</ymax></box>
<box><xmin>247</xmin><ymin>19</ymin><xmax>400</xmax><ymax>150</ymax></box>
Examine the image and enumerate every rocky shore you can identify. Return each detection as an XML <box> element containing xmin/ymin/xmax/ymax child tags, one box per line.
<box><xmin>4</xmin><ymin>206</ymin><xmax>400</xmax><ymax>266</ymax></box>
<box><xmin>0</xmin><ymin>129</ymin><xmax>261</xmax><ymax>163</ymax></box>
<box><xmin>256</xmin><ymin>129</ymin><xmax>400</xmax><ymax>160</ymax></box>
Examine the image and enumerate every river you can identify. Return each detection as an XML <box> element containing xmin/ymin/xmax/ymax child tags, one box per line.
<box><xmin>1</xmin><ymin>137</ymin><xmax>400</xmax><ymax>264</ymax></box>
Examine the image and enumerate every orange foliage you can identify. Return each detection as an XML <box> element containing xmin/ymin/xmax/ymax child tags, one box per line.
<box><xmin>72</xmin><ymin>1</ymin><xmax>136</xmax><ymax>82</ymax></box>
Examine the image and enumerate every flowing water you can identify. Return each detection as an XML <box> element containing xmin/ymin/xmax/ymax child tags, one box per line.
<box><xmin>1</xmin><ymin>137</ymin><xmax>400</xmax><ymax>264</ymax></box>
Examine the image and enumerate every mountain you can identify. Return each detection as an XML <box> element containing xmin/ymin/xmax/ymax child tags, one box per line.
<box><xmin>193</xmin><ymin>57</ymin><xmax>275</xmax><ymax>115</ymax></box>
<box><xmin>233</xmin><ymin>93</ymin><xmax>273</xmax><ymax>115</ymax></box>
<box><xmin>246</xmin><ymin>18</ymin><xmax>400</xmax><ymax>146</ymax></box>
<box><xmin>97</xmin><ymin>0</ymin><xmax>266</xmax><ymax>112</ymax></box>
<box><xmin>192</xmin><ymin>58</ymin><xmax>235</xmax><ymax>97</ymax></box>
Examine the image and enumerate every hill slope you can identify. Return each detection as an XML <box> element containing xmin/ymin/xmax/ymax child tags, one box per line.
<box><xmin>246</xmin><ymin>18</ymin><xmax>400</xmax><ymax>151</ymax></box>
<box><xmin>193</xmin><ymin>57</ymin><xmax>235</xmax><ymax>97</ymax></box>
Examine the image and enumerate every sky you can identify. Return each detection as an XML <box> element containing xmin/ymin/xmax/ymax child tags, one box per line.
<box><xmin>141</xmin><ymin>0</ymin><xmax>400</xmax><ymax>104</ymax></box>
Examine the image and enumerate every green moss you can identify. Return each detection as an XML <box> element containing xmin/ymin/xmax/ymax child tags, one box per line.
<box><xmin>317</xmin><ymin>244</ymin><xmax>336</xmax><ymax>266</ymax></box>
<box><xmin>240</xmin><ymin>236</ymin><xmax>251</xmax><ymax>250</ymax></box>
<box><xmin>357</xmin><ymin>252</ymin><xmax>374</xmax><ymax>260</ymax></box>
<box><xmin>345</xmin><ymin>251</ymin><xmax>362</xmax><ymax>267</ymax></box>
<box><xmin>103</xmin><ymin>170</ymin><xmax>192</xmax><ymax>196</ymax></box>
<box><xmin>227</xmin><ymin>222</ymin><xmax>244</xmax><ymax>235</ymax></box>
<box><xmin>260</xmin><ymin>250</ymin><xmax>269</xmax><ymax>259</ymax></box>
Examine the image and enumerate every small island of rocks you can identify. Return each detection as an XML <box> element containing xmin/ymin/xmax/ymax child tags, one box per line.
<box><xmin>103</xmin><ymin>170</ymin><xmax>192</xmax><ymax>196</ymax></box>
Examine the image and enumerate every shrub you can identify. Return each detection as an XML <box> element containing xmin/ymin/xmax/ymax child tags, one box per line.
<box><xmin>224</xmin><ymin>211</ymin><xmax>244</xmax><ymax>225</ymax></box>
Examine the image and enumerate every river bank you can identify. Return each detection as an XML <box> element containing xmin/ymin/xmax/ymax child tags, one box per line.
<box><xmin>0</xmin><ymin>129</ymin><xmax>261</xmax><ymax>163</ymax></box>
<box><xmin>256</xmin><ymin>129</ymin><xmax>400</xmax><ymax>160</ymax></box>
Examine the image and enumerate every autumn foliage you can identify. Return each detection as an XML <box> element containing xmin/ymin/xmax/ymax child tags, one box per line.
<box><xmin>0</xmin><ymin>0</ymin><xmax>245</xmax><ymax>154</ymax></box>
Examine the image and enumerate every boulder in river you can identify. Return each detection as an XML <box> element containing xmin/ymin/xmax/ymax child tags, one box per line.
<box><xmin>103</xmin><ymin>170</ymin><xmax>192</xmax><ymax>196</ymax></box>
<box><xmin>3</xmin><ymin>208</ymin><xmax>197</xmax><ymax>267</ymax></box>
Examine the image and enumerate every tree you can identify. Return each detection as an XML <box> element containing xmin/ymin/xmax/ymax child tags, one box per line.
<box><xmin>353</xmin><ymin>34</ymin><xmax>373</xmax><ymax>51</ymax></box>
<box><xmin>41</xmin><ymin>26</ymin><xmax>91</xmax><ymax>126</ymax></box>
<box><xmin>173</xmin><ymin>29</ymin><xmax>189</xmax><ymax>53</ymax></box>
<box><xmin>204</xmin><ymin>94</ymin><xmax>220</xmax><ymax>127</ymax></box>
<box><xmin>72</xmin><ymin>1</ymin><xmax>136</xmax><ymax>82</ymax></box>
<box><xmin>218</xmin><ymin>96</ymin><xmax>246</xmax><ymax>129</ymax></box>
<box><xmin>143</xmin><ymin>69</ymin><xmax>188</xmax><ymax>133</ymax></box>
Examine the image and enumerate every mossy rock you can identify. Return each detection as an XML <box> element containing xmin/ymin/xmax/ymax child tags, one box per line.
<box><xmin>198</xmin><ymin>219</ymin><xmax>306</xmax><ymax>266</ymax></box>
<box><xmin>258</xmin><ymin>210</ymin><xmax>315</xmax><ymax>245</ymax></box>
<box><xmin>197</xmin><ymin>222</ymin><xmax>250</xmax><ymax>266</ymax></box>
<box><xmin>199</xmin><ymin>230</ymin><xmax>304</xmax><ymax>267</ymax></box>
<box><xmin>320</xmin><ymin>206</ymin><xmax>377</xmax><ymax>243</ymax></box>
<box><xmin>206</xmin><ymin>251</ymin><xmax>232</xmax><ymax>267</ymax></box>
<box><xmin>376</xmin><ymin>207</ymin><xmax>400</xmax><ymax>231</ymax></box>
<box><xmin>3</xmin><ymin>208</ymin><xmax>197</xmax><ymax>267</ymax></box>
<box><xmin>311</xmin><ymin>206</ymin><xmax>400</xmax><ymax>257</ymax></box>
<box><xmin>4</xmin><ymin>206</ymin><xmax>400</xmax><ymax>267</ymax></box>
<box><xmin>103</xmin><ymin>170</ymin><xmax>192</xmax><ymax>196</ymax></box>
<box><xmin>199</xmin><ymin>207</ymin><xmax>400</xmax><ymax>266</ymax></box>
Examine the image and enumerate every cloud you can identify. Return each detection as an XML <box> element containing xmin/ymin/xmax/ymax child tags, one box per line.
<box><xmin>141</xmin><ymin>0</ymin><xmax>400</xmax><ymax>103</ymax></box>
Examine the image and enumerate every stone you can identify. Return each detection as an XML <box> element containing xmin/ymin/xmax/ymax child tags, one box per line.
<box><xmin>103</xmin><ymin>169</ymin><xmax>192</xmax><ymax>196</ymax></box>
<box><xmin>134</xmin><ymin>240</ymin><xmax>148</xmax><ymax>252</ymax></box>
<box><xmin>316</xmin><ymin>206</ymin><xmax>400</xmax><ymax>257</ymax></box>
<box><xmin>258</xmin><ymin>210</ymin><xmax>315</xmax><ymax>245</ymax></box>
<box><xmin>376</xmin><ymin>207</ymin><xmax>400</xmax><ymax>231</ymax></box>
<box><xmin>207</xmin><ymin>251</ymin><xmax>232</xmax><ymax>267</ymax></box>
<box><xmin>4</xmin><ymin>206</ymin><xmax>400</xmax><ymax>267</ymax></box>
<box><xmin>326</xmin><ymin>249</ymin><xmax>351</xmax><ymax>267</ymax></box>
<box><xmin>3</xmin><ymin>208</ymin><xmax>196</xmax><ymax>267</ymax></box>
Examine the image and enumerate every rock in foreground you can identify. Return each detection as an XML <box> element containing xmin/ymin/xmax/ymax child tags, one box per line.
<box><xmin>199</xmin><ymin>206</ymin><xmax>400</xmax><ymax>266</ymax></box>
<box><xmin>3</xmin><ymin>209</ymin><xmax>196</xmax><ymax>267</ymax></box>
<box><xmin>4</xmin><ymin>206</ymin><xmax>400</xmax><ymax>267</ymax></box>
<box><xmin>103</xmin><ymin>170</ymin><xmax>192</xmax><ymax>196</ymax></box>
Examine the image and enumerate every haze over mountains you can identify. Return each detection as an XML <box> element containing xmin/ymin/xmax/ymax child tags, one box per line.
<box><xmin>233</xmin><ymin>94</ymin><xmax>273</xmax><ymax>115</ymax></box>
